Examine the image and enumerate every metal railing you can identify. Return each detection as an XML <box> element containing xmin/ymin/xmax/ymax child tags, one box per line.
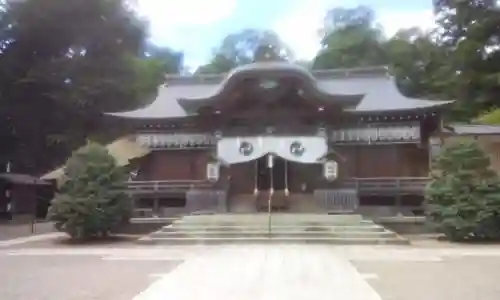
<box><xmin>126</xmin><ymin>177</ymin><xmax>430</xmax><ymax>196</ymax></box>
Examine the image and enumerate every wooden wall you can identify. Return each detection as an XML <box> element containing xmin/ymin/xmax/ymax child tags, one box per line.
<box><xmin>288</xmin><ymin>163</ymin><xmax>322</xmax><ymax>193</ymax></box>
<box><xmin>335</xmin><ymin>144</ymin><xmax>430</xmax><ymax>178</ymax></box>
<box><xmin>226</xmin><ymin>162</ymin><xmax>255</xmax><ymax>194</ymax></box>
<box><xmin>135</xmin><ymin>143</ymin><xmax>430</xmax><ymax>192</ymax></box>
<box><xmin>11</xmin><ymin>185</ymin><xmax>37</xmax><ymax>214</ymax></box>
<box><xmin>135</xmin><ymin>150</ymin><xmax>212</xmax><ymax>181</ymax></box>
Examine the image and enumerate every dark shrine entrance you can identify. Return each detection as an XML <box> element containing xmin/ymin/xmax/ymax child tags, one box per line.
<box><xmin>256</xmin><ymin>155</ymin><xmax>287</xmax><ymax>191</ymax></box>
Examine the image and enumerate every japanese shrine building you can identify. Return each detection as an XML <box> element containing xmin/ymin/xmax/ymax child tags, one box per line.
<box><xmin>107</xmin><ymin>62</ymin><xmax>453</xmax><ymax>217</ymax></box>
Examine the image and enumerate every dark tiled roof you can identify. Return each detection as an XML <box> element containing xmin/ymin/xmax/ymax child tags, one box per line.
<box><xmin>106</xmin><ymin>62</ymin><xmax>453</xmax><ymax>119</ymax></box>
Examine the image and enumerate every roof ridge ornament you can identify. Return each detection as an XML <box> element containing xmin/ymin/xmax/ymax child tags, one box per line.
<box><xmin>164</xmin><ymin>63</ymin><xmax>390</xmax><ymax>86</ymax></box>
<box><xmin>311</xmin><ymin>65</ymin><xmax>389</xmax><ymax>79</ymax></box>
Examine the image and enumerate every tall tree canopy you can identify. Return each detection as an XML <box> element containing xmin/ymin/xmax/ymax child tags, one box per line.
<box><xmin>196</xmin><ymin>29</ymin><xmax>293</xmax><ymax>74</ymax></box>
<box><xmin>313</xmin><ymin>6</ymin><xmax>387</xmax><ymax>69</ymax></box>
<box><xmin>433</xmin><ymin>0</ymin><xmax>500</xmax><ymax>121</ymax></box>
<box><xmin>385</xmin><ymin>27</ymin><xmax>453</xmax><ymax>100</ymax></box>
<box><xmin>312</xmin><ymin>6</ymin><xmax>446</xmax><ymax>98</ymax></box>
<box><xmin>0</xmin><ymin>0</ymin><xmax>168</xmax><ymax>173</ymax></box>
<box><xmin>143</xmin><ymin>41</ymin><xmax>184</xmax><ymax>74</ymax></box>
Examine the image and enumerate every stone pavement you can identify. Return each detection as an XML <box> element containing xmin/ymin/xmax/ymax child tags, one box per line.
<box><xmin>355</xmin><ymin>257</ymin><xmax>500</xmax><ymax>300</ymax></box>
<box><xmin>0</xmin><ymin>254</ymin><xmax>180</xmax><ymax>300</ymax></box>
<box><xmin>133</xmin><ymin>245</ymin><xmax>382</xmax><ymax>300</ymax></box>
<box><xmin>0</xmin><ymin>232</ymin><xmax>65</xmax><ymax>247</ymax></box>
<box><xmin>3</xmin><ymin>244</ymin><xmax>500</xmax><ymax>300</ymax></box>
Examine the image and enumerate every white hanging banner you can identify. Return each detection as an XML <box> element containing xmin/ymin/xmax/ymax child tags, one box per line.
<box><xmin>274</xmin><ymin>136</ymin><xmax>328</xmax><ymax>164</ymax></box>
<box><xmin>216</xmin><ymin>136</ymin><xmax>327</xmax><ymax>165</ymax></box>
<box><xmin>216</xmin><ymin>137</ymin><xmax>266</xmax><ymax>164</ymax></box>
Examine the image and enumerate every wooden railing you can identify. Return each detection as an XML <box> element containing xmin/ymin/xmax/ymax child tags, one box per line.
<box><xmin>340</xmin><ymin>177</ymin><xmax>430</xmax><ymax>195</ymax></box>
<box><xmin>126</xmin><ymin>177</ymin><xmax>430</xmax><ymax>196</ymax></box>
<box><xmin>126</xmin><ymin>180</ymin><xmax>214</xmax><ymax>194</ymax></box>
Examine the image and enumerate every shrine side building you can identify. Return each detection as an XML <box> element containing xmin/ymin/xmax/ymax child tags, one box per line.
<box><xmin>107</xmin><ymin>62</ymin><xmax>453</xmax><ymax>217</ymax></box>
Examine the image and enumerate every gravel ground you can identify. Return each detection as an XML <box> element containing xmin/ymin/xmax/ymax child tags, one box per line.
<box><xmin>353</xmin><ymin>256</ymin><xmax>500</xmax><ymax>300</ymax></box>
<box><xmin>0</xmin><ymin>255</ymin><xmax>181</xmax><ymax>300</ymax></box>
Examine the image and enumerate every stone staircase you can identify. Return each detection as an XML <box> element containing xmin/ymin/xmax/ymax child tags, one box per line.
<box><xmin>138</xmin><ymin>214</ymin><xmax>409</xmax><ymax>245</ymax></box>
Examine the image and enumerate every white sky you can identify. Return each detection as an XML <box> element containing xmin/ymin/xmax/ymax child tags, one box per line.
<box><xmin>136</xmin><ymin>0</ymin><xmax>435</xmax><ymax>68</ymax></box>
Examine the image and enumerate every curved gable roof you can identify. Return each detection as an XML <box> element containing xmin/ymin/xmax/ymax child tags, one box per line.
<box><xmin>106</xmin><ymin>63</ymin><xmax>453</xmax><ymax>119</ymax></box>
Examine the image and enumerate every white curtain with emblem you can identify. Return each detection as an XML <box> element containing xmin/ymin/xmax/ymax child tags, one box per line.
<box><xmin>273</xmin><ymin>136</ymin><xmax>327</xmax><ymax>164</ymax></box>
<box><xmin>216</xmin><ymin>136</ymin><xmax>327</xmax><ymax>164</ymax></box>
<box><xmin>216</xmin><ymin>137</ymin><xmax>267</xmax><ymax>164</ymax></box>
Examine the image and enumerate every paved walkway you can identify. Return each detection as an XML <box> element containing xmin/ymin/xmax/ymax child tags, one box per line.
<box><xmin>0</xmin><ymin>232</ymin><xmax>65</xmax><ymax>247</ymax></box>
<box><xmin>0</xmin><ymin>222</ymin><xmax>55</xmax><ymax>241</ymax></box>
<box><xmin>4</xmin><ymin>244</ymin><xmax>500</xmax><ymax>299</ymax></box>
<box><xmin>133</xmin><ymin>245</ymin><xmax>382</xmax><ymax>300</ymax></box>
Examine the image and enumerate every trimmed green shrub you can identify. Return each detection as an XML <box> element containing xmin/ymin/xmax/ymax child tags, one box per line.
<box><xmin>426</xmin><ymin>141</ymin><xmax>500</xmax><ymax>241</ymax></box>
<box><xmin>48</xmin><ymin>143</ymin><xmax>132</xmax><ymax>240</ymax></box>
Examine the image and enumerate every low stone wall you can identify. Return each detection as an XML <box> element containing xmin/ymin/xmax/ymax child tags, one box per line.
<box><xmin>186</xmin><ymin>189</ymin><xmax>228</xmax><ymax>213</ymax></box>
<box><xmin>375</xmin><ymin>216</ymin><xmax>435</xmax><ymax>235</ymax></box>
<box><xmin>114</xmin><ymin>218</ymin><xmax>176</xmax><ymax>235</ymax></box>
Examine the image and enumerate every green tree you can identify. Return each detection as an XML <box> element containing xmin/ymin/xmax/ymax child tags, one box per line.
<box><xmin>196</xmin><ymin>29</ymin><xmax>293</xmax><ymax>74</ymax></box>
<box><xmin>196</xmin><ymin>54</ymin><xmax>238</xmax><ymax>74</ymax></box>
<box><xmin>476</xmin><ymin>107</ymin><xmax>500</xmax><ymax>124</ymax></box>
<box><xmin>313</xmin><ymin>6</ymin><xmax>388</xmax><ymax>70</ymax></box>
<box><xmin>426</xmin><ymin>141</ymin><xmax>500</xmax><ymax>241</ymax></box>
<box><xmin>143</xmin><ymin>41</ymin><xmax>184</xmax><ymax>74</ymax></box>
<box><xmin>48</xmin><ymin>143</ymin><xmax>132</xmax><ymax>240</ymax></box>
<box><xmin>385</xmin><ymin>28</ymin><xmax>454</xmax><ymax>101</ymax></box>
<box><xmin>0</xmin><ymin>0</ymin><xmax>168</xmax><ymax>173</ymax></box>
<box><xmin>433</xmin><ymin>0</ymin><xmax>500</xmax><ymax>121</ymax></box>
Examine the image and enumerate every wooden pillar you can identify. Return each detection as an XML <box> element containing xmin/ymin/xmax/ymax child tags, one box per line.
<box><xmin>284</xmin><ymin>160</ymin><xmax>289</xmax><ymax>195</ymax></box>
<box><xmin>395</xmin><ymin>145</ymin><xmax>401</xmax><ymax>213</ymax></box>
<box><xmin>153</xmin><ymin>197</ymin><xmax>160</xmax><ymax>217</ymax></box>
<box><xmin>131</xmin><ymin>196</ymin><xmax>137</xmax><ymax>216</ymax></box>
<box><xmin>254</xmin><ymin>159</ymin><xmax>258</xmax><ymax>195</ymax></box>
<box><xmin>267</xmin><ymin>154</ymin><xmax>273</xmax><ymax>234</ymax></box>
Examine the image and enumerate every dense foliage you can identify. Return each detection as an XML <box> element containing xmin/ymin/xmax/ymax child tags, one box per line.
<box><xmin>0</xmin><ymin>0</ymin><xmax>183</xmax><ymax>174</ymax></box>
<box><xmin>426</xmin><ymin>141</ymin><xmax>500</xmax><ymax>241</ymax></box>
<box><xmin>48</xmin><ymin>143</ymin><xmax>132</xmax><ymax>240</ymax></box>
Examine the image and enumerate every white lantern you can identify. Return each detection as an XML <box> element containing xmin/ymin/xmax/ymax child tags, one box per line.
<box><xmin>323</xmin><ymin>160</ymin><xmax>338</xmax><ymax>181</ymax></box>
<box><xmin>206</xmin><ymin>162</ymin><xmax>220</xmax><ymax>182</ymax></box>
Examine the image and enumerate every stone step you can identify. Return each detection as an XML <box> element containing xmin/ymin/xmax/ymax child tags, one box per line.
<box><xmin>179</xmin><ymin>214</ymin><xmax>365</xmax><ymax>224</ymax></box>
<box><xmin>164</xmin><ymin>225</ymin><xmax>386</xmax><ymax>233</ymax></box>
<box><xmin>150</xmin><ymin>231</ymin><xmax>397</xmax><ymax>239</ymax></box>
<box><xmin>138</xmin><ymin>236</ymin><xmax>409</xmax><ymax>245</ymax></box>
<box><xmin>139</xmin><ymin>213</ymin><xmax>409</xmax><ymax>246</ymax></box>
<box><xmin>172</xmin><ymin>220</ymin><xmax>373</xmax><ymax>226</ymax></box>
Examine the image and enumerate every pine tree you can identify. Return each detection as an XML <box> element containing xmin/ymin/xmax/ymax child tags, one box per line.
<box><xmin>48</xmin><ymin>143</ymin><xmax>132</xmax><ymax>240</ymax></box>
<box><xmin>426</xmin><ymin>141</ymin><xmax>500</xmax><ymax>241</ymax></box>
